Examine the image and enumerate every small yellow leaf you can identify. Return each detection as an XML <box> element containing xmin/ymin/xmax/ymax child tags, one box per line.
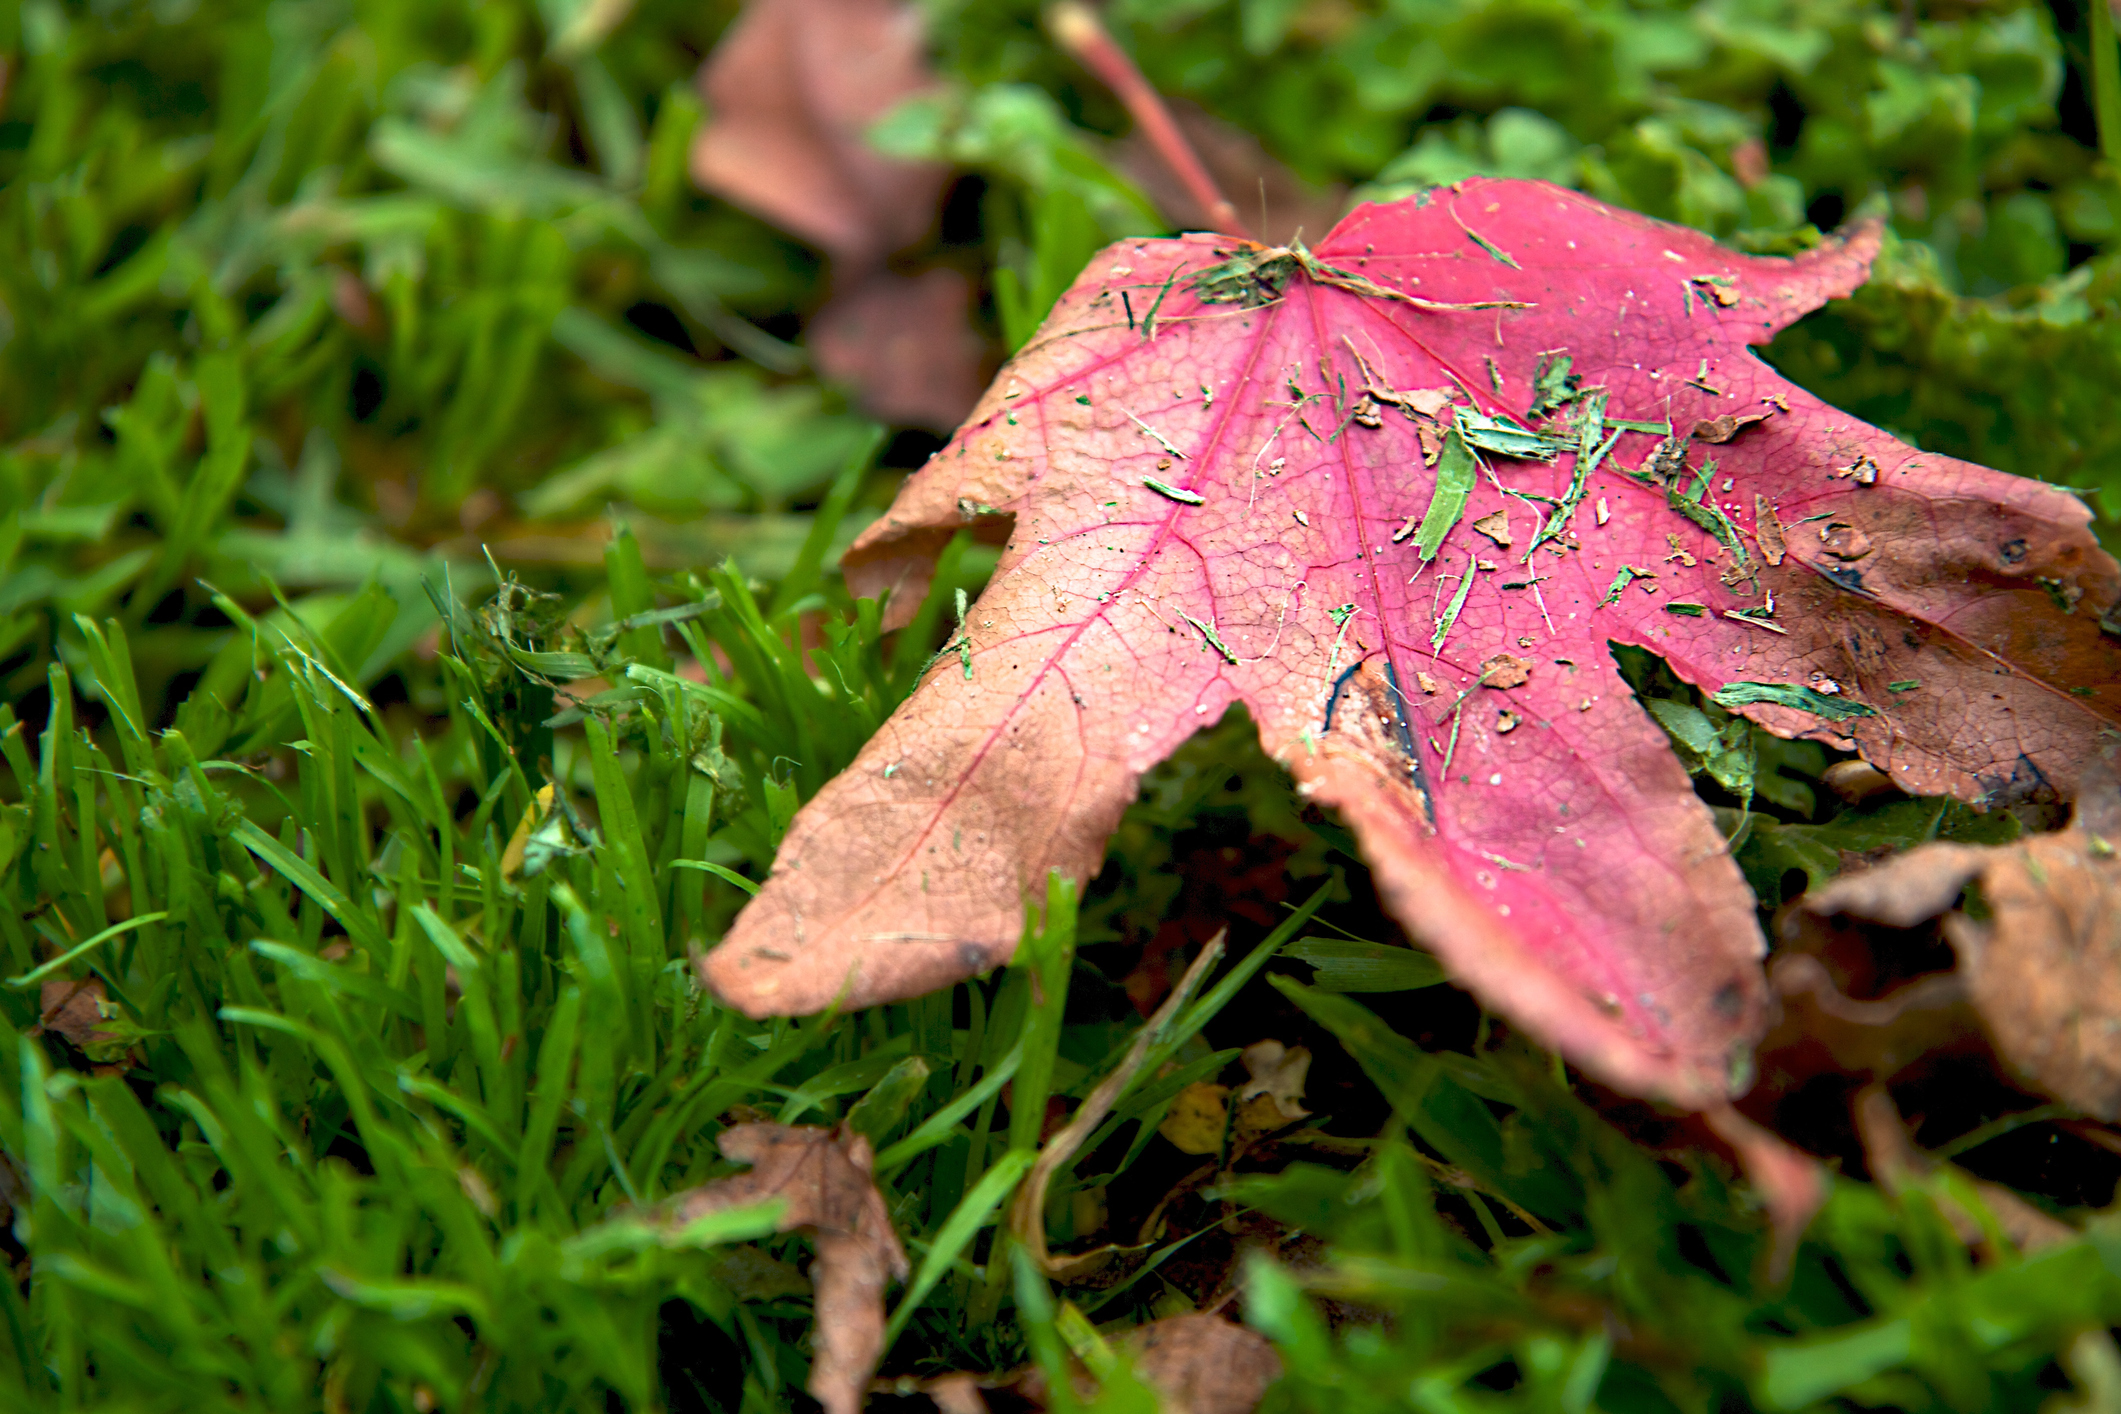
<box><xmin>1158</xmin><ymin>1082</ymin><xmax>1229</xmax><ymax>1154</ymax></box>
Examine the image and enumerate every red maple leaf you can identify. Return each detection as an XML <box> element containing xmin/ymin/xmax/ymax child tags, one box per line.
<box><xmin>701</xmin><ymin>179</ymin><xmax>2121</xmax><ymax>1107</ymax></box>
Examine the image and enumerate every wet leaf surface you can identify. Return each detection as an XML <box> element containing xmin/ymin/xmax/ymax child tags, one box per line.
<box><xmin>705</xmin><ymin>178</ymin><xmax>2121</xmax><ymax>1108</ymax></box>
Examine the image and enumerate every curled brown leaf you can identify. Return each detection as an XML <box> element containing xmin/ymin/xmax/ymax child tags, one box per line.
<box><xmin>1852</xmin><ymin>1083</ymin><xmax>2074</xmax><ymax>1255</ymax></box>
<box><xmin>1804</xmin><ymin>767</ymin><xmax>2121</xmax><ymax>1118</ymax></box>
<box><xmin>690</xmin><ymin>0</ymin><xmax>945</xmax><ymax>266</ymax></box>
<box><xmin>904</xmin><ymin>1314</ymin><xmax>1281</xmax><ymax>1414</ymax></box>
<box><xmin>671</xmin><ymin>1123</ymin><xmax>909</xmax><ymax>1414</ymax></box>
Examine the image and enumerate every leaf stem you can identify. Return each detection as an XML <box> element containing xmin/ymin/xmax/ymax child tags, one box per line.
<box><xmin>1047</xmin><ymin>2</ymin><xmax>1252</xmax><ymax>239</ymax></box>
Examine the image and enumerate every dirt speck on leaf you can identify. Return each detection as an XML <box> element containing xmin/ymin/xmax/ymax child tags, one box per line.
<box><xmin>1754</xmin><ymin>496</ymin><xmax>1786</xmax><ymax>566</ymax></box>
<box><xmin>1479</xmin><ymin>653</ymin><xmax>1533</xmax><ymax>689</ymax></box>
<box><xmin>1692</xmin><ymin>412</ymin><xmax>1767</xmax><ymax>444</ymax></box>
<box><xmin>1471</xmin><ymin>509</ymin><xmax>1512</xmax><ymax>548</ymax></box>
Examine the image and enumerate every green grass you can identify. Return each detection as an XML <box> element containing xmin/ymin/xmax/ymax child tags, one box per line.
<box><xmin>5</xmin><ymin>0</ymin><xmax>2121</xmax><ymax>1410</ymax></box>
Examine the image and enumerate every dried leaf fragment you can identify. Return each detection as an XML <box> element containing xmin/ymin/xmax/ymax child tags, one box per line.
<box><xmin>670</xmin><ymin>1124</ymin><xmax>908</xmax><ymax>1414</ymax></box>
<box><xmin>690</xmin><ymin>0</ymin><xmax>945</xmax><ymax>265</ymax></box>
<box><xmin>909</xmin><ymin>1314</ymin><xmax>1281</xmax><ymax>1414</ymax></box>
<box><xmin>1753</xmin><ymin>496</ymin><xmax>1785</xmax><ymax>566</ymax></box>
<box><xmin>1125</xmin><ymin>1315</ymin><xmax>1284</xmax><ymax>1414</ymax></box>
<box><xmin>36</xmin><ymin>978</ymin><xmax>118</xmax><ymax>1053</ymax></box>
<box><xmin>810</xmin><ymin>268</ymin><xmax>987</xmax><ymax>432</ymax></box>
<box><xmin>1159</xmin><ymin>1082</ymin><xmax>1231</xmax><ymax>1155</ymax></box>
<box><xmin>1691</xmin><ymin>412</ymin><xmax>1767</xmax><ymax>444</ymax></box>
<box><xmin>1805</xmin><ymin>773</ymin><xmax>2121</xmax><ymax>1118</ymax></box>
<box><xmin>1853</xmin><ymin>1085</ymin><xmax>2074</xmax><ymax>1255</ymax></box>
<box><xmin>1470</xmin><ymin>509</ymin><xmax>1512</xmax><ymax>548</ymax></box>
<box><xmin>1236</xmin><ymin>1039</ymin><xmax>1311</xmax><ymax>1125</ymax></box>
<box><xmin>1479</xmin><ymin>652</ymin><xmax>1532</xmax><ymax>690</ymax></box>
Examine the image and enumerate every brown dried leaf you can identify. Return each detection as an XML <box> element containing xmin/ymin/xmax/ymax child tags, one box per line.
<box><xmin>810</xmin><ymin>268</ymin><xmax>989</xmax><ymax>432</ymax></box>
<box><xmin>673</xmin><ymin>1124</ymin><xmax>908</xmax><ymax>1414</ymax></box>
<box><xmin>1123</xmin><ymin>1314</ymin><xmax>1284</xmax><ymax>1414</ymax></box>
<box><xmin>908</xmin><ymin>1314</ymin><xmax>1282</xmax><ymax>1414</ymax></box>
<box><xmin>690</xmin><ymin>0</ymin><xmax>945</xmax><ymax>266</ymax></box>
<box><xmin>37</xmin><ymin>979</ymin><xmax>116</xmax><ymax>1051</ymax></box>
<box><xmin>1766</xmin><ymin>953</ymin><xmax>1976</xmax><ymax>1080</ymax></box>
<box><xmin>1805</xmin><ymin>770</ymin><xmax>2121</xmax><ymax>1117</ymax></box>
<box><xmin>1852</xmin><ymin>1083</ymin><xmax>2075</xmax><ymax>1254</ymax></box>
<box><xmin>1802</xmin><ymin>844</ymin><xmax>1988</xmax><ymax>930</ymax></box>
<box><xmin>923</xmin><ymin>1373</ymin><xmax>994</xmax><ymax>1414</ymax></box>
<box><xmin>1236</xmin><ymin>1039</ymin><xmax>1311</xmax><ymax>1123</ymax></box>
<box><xmin>1159</xmin><ymin>1082</ymin><xmax>1230</xmax><ymax>1155</ymax></box>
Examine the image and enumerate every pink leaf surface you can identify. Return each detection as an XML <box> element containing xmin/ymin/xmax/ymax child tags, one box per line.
<box><xmin>701</xmin><ymin>179</ymin><xmax>2121</xmax><ymax>1107</ymax></box>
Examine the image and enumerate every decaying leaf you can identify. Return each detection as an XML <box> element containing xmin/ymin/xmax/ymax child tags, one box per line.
<box><xmin>703</xmin><ymin>179</ymin><xmax>2121</xmax><ymax>1109</ymax></box>
<box><xmin>808</xmin><ymin>268</ymin><xmax>988</xmax><ymax>433</ymax></box>
<box><xmin>689</xmin><ymin>0</ymin><xmax>945</xmax><ymax>266</ymax></box>
<box><xmin>905</xmin><ymin>1314</ymin><xmax>1281</xmax><ymax>1414</ymax></box>
<box><xmin>1124</xmin><ymin>1314</ymin><xmax>1284</xmax><ymax>1414</ymax></box>
<box><xmin>1804</xmin><ymin>769</ymin><xmax>2121</xmax><ymax>1118</ymax></box>
<box><xmin>1852</xmin><ymin>1084</ymin><xmax>2074</xmax><ymax>1254</ymax></box>
<box><xmin>36</xmin><ymin>978</ymin><xmax>120</xmax><ymax>1055</ymax></box>
<box><xmin>1236</xmin><ymin>1039</ymin><xmax>1311</xmax><ymax>1126</ymax></box>
<box><xmin>670</xmin><ymin>1123</ymin><xmax>908</xmax><ymax>1414</ymax></box>
<box><xmin>1764</xmin><ymin>952</ymin><xmax>1976</xmax><ymax>1082</ymax></box>
<box><xmin>1159</xmin><ymin>1082</ymin><xmax>1232</xmax><ymax>1155</ymax></box>
<box><xmin>690</xmin><ymin>0</ymin><xmax>989</xmax><ymax>428</ymax></box>
<box><xmin>1156</xmin><ymin>1043</ymin><xmax>1306</xmax><ymax>1156</ymax></box>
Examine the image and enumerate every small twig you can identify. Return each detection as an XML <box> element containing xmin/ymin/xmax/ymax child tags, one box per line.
<box><xmin>1047</xmin><ymin>2</ymin><xmax>1252</xmax><ymax>239</ymax></box>
<box><xmin>1010</xmin><ymin>932</ymin><xmax>1227</xmax><ymax>1276</ymax></box>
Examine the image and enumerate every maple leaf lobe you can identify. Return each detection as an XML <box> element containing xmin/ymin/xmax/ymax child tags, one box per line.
<box><xmin>703</xmin><ymin>178</ymin><xmax>2121</xmax><ymax>1110</ymax></box>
